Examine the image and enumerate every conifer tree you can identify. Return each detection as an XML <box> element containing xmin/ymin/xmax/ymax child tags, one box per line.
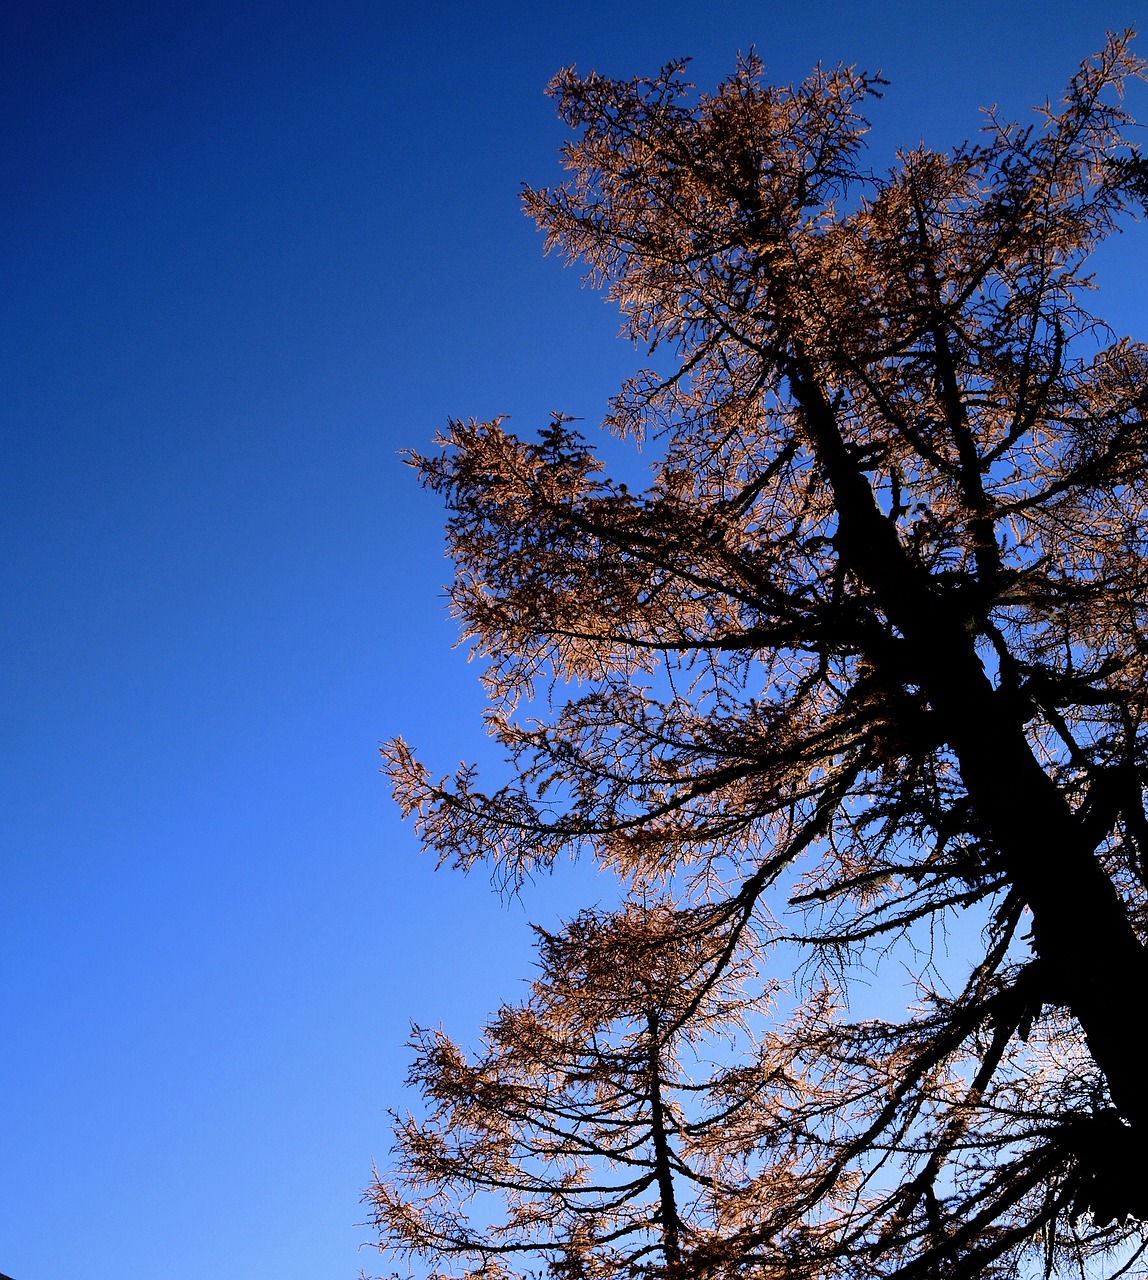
<box><xmin>372</xmin><ymin>903</ymin><xmax>840</xmax><ymax>1280</ymax></box>
<box><xmin>375</xmin><ymin>34</ymin><xmax>1148</xmax><ymax>1278</ymax></box>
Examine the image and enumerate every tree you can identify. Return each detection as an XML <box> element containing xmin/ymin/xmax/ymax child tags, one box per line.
<box><xmin>371</xmin><ymin>34</ymin><xmax>1148</xmax><ymax>1279</ymax></box>
<box><xmin>372</xmin><ymin>902</ymin><xmax>845</xmax><ymax>1280</ymax></box>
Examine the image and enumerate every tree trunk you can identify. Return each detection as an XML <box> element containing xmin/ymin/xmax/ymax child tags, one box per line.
<box><xmin>798</xmin><ymin>371</ymin><xmax>1148</xmax><ymax>1144</ymax></box>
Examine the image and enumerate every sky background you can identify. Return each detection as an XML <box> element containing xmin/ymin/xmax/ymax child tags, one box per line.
<box><xmin>2</xmin><ymin>2</ymin><xmax>1145</xmax><ymax>1277</ymax></box>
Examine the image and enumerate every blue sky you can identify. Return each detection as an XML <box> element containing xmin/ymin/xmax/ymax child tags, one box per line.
<box><xmin>2</xmin><ymin>3</ymin><xmax>1144</xmax><ymax>1277</ymax></box>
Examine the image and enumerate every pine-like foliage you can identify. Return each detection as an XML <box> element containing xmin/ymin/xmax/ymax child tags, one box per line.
<box><xmin>370</xmin><ymin>35</ymin><xmax>1148</xmax><ymax>1280</ymax></box>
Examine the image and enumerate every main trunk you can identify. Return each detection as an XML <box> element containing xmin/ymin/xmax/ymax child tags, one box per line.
<box><xmin>798</xmin><ymin>374</ymin><xmax>1148</xmax><ymax>1145</ymax></box>
<box><xmin>916</xmin><ymin>621</ymin><xmax>1148</xmax><ymax>1137</ymax></box>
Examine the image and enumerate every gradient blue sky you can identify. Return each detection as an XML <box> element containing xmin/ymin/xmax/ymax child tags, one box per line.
<box><xmin>2</xmin><ymin>3</ymin><xmax>1144</xmax><ymax>1277</ymax></box>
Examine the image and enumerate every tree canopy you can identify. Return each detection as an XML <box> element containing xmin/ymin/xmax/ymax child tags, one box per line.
<box><xmin>370</xmin><ymin>34</ymin><xmax>1148</xmax><ymax>1280</ymax></box>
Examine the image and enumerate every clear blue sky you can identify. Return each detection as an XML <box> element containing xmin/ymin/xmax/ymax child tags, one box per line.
<box><xmin>2</xmin><ymin>3</ymin><xmax>1144</xmax><ymax>1277</ymax></box>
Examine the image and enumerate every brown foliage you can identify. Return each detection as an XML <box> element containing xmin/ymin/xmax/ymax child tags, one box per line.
<box><xmin>369</xmin><ymin>34</ymin><xmax>1148</xmax><ymax>1280</ymax></box>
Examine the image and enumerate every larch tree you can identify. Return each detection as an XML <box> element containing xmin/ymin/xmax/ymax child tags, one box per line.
<box><xmin>372</xmin><ymin>902</ymin><xmax>843</xmax><ymax>1280</ymax></box>
<box><xmin>370</xmin><ymin>34</ymin><xmax>1148</xmax><ymax>1280</ymax></box>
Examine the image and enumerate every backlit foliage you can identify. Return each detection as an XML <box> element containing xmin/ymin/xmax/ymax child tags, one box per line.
<box><xmin>370</xmin><ymin>35</ymin><xmax>1148</xmax><ymax>1279</ymax></box>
